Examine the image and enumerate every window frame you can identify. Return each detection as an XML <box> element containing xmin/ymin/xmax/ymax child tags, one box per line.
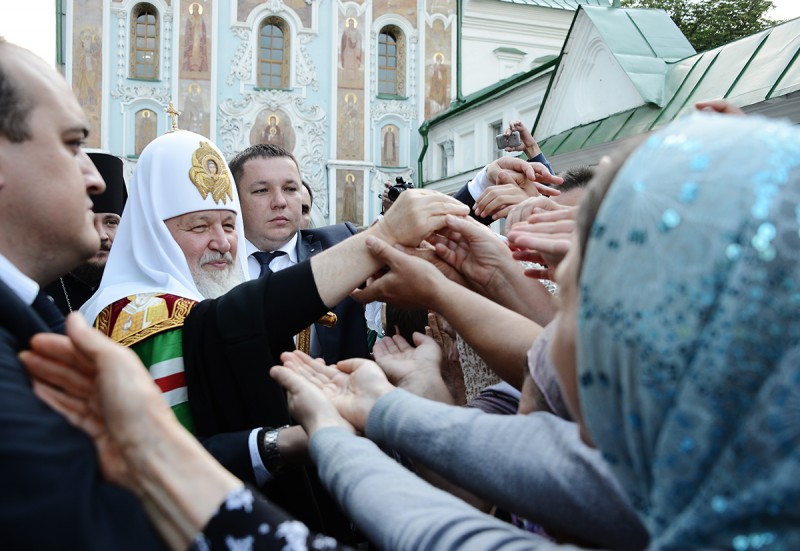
<box><xmin>257</xmin><ymin>16</ymin><xmax>291</xmax><ymax>90</ymax></box>
<box><xmin>130</xmin><ymin>3</ymin><xmax>160</xmax><ymax>80</ymax></box>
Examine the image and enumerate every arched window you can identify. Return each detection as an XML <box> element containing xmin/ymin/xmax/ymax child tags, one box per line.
<box><xmin>377</xmin><ymin>26</ymin><xmax>406</xmax><ymax>97</ymax></box>
<box><xmin>130</xmin><ymin>3</ymin><xmax>159</xmax><ymax>79</ymax></box>
<box><xmin>258</xmin><ymin>17</ymin><xmax>290</xmax><ymax>89</ymax></box>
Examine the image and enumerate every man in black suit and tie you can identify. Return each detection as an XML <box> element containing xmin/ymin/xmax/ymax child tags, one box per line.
<box><xmin>229</xmin><ymin>144</ymin><xmax>370</xmax><ymax>365</ymax></box>
<box><xmin>0</xmin><ymin>39</ymin><xmax>166</xmax><ymax>548</ymax></box>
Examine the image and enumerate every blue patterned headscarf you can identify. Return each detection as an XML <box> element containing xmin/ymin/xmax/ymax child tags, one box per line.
<box><xmin>577</xmin><ymin>113</ymin><xmax>800</xmax><ymax>549</ymax></box>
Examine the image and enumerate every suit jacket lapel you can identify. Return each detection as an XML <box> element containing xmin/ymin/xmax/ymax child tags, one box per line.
<box><xmin>295</xmin><ymin>230</ymin><xmax>323</xmax><ymax>262</ymax></box>
<box><xmin>0</xmin><ymin>278</ymin><xmax>52</xmax><ymax>347</ymax></box>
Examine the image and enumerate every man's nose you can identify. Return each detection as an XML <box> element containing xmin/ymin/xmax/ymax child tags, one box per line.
<box><xmin>94</xmin><ymin>218</ymin><xmax>109</xmax><ymax>241</ymax></box>
<box><xmin>209</xmin><ymin>226</ymin><xmax>231</xmax><ymax>253</ymax></box>
<box><xmin>79</xmin><ymin>150</ymin><xmax>106</xmax><ymax>196</ymax></box>
<box><xmin>271</xmin><ymin>190</ymin><xmax>288</xmax><ymax>209</ymax></box>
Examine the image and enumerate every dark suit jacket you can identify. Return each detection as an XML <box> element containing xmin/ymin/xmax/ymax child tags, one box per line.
<box><xmin>297</xmin><ymin>223</ymin><xmax>369</xmax><ymax>365</ymax></box>
<box><xmin>0</xmin><ymin>279</ymin><xmax>165</xmax><ymax>549</ymax></box>
<box><xmin>184</xmin><ymin>261</ymin><xmax>353</xmax><ymax>540</ymax></box>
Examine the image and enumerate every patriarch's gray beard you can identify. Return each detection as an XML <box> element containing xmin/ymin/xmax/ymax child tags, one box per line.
<box><xmin>190</xmin><ymin>252</ymin><xmax>245</xmax><ymax>299</ymax></box>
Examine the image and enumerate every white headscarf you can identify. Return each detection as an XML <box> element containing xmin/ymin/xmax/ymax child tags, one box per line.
<box><xmin>81</xmin><ymin>130</ymin><xmax>248</xmax><ymax>323</ymax></box>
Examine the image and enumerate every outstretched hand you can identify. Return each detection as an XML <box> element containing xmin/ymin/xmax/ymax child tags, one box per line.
<box><xmin>506</xmin><ymin>195</ymin><xmax>568</xmax><ymax>229</ymax></box>
<box><xmin>475</xmin><ymin>158</ymin><xmax>563</xmax><ymax>220</ymax></box>
<box><xmin>352</xmin><ymin>236</ymin><xmax>450</xmax><ymax>310</ymax></box>
<box><xmin>271</xmin><ymin>351</ymin><xmax>395</xmax><ymax>434</ymax></box>
<box><xmin>507</xmin><ymin>207</ymin><xmax>576</xmax><ymax>280</ymax></box>
<box><xmin>377</xmin><ymin>188</ymin><xmax>470</xmax><ymax>248</ymax></box>
<box><xmin>19</xmin><ymin>313</ymin><xmax>176</xmax><ymax>491</ymax></box>
<box><xmin>373</xmin><ymin>332</ymin><xmax>454</xmax><ymax>403</ymax></box>
<box><xmin>427</xmin><ymin>214</ymin><xmax>515</xmax><ymax>296</ymax></box>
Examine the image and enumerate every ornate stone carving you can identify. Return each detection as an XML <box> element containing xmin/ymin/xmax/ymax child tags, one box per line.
<box><xmin>226</xmin><ymin>27</ymin><xmax>253</xmax><ymax>86</ymax></box>
<box><xmin>371</xmin><ymin>99</ymin><xmax>416</xmax><ymax>122</ymax></box>
<box><xmin>296</xmin><ymin>33</ymin><xmax>319</xmax><ymax>92</ymax></box>
<box><xmin>265</xmin><ymin>0</ymin><xmax>284</xmax><ymax>13</ymax></box>
<box><xmin>218</xmin><ymin>91</ymin><xmax>330</xmax><ymax>216</ymax></box>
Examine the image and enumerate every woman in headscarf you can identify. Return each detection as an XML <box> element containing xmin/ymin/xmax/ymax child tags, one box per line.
<box><xmin>549</xmin><ymin>111</ymin><xmax>800</xmax><ymax>548</ymax></box>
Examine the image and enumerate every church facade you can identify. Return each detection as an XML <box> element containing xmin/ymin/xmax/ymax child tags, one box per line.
<box><xmin>65</xmin><ymin>0</ymin><xmax>597</xmax><ymax>226</ymax></box>
<box><xmin>67</xmin><ymin>0</ymin><xmax>465</xmax><ymax>227</ymax></box>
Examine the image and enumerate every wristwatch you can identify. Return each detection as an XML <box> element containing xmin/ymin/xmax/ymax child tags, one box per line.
<box><xmin>258</xmin><ymin>425</ymin><xmax>291</xmax><ymax>476</ymax></box>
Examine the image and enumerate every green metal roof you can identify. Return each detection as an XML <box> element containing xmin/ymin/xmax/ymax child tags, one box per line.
<box><xmin>581</xmin><ymin>7</ymin><xmax>695</xmax><ymax>105</ymax></box>
<box><xmin>540</xmin><ymin>16</ymin><xmax>800</xmax><ymax>158</ymax></box>
<box><xmin>497</xmin><ymin>0</ymin><xmax>612</xmax><ymax>10</ymax></box>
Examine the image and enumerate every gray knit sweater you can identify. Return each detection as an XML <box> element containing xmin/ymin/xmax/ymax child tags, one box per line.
<box><xmin>309</xmin><ymin>388</ymin><xmax>648</xmax><ymax>551</ymax></box>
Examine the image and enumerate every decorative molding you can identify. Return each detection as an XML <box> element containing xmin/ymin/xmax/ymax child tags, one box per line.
<box><xmin>442</xmin><ymin>139</ymin><xmax>454</xmax><ymax>157</ymax></box>
<box><xmin>226</xmin><ymin>27</ymin><xmax>252</xmax><ymax>86</ymax></box>
<box><xmin>218</xmin><ymin>91</ymin><xmax>330</xmax><ymax>216</ymax></box>
<box><xmin>296</xmin><ymin>33</ymin><xmax>319</xmax><ymax>92</ymax></box>
<box><xmin>265</xmin><ymin>0</ymin><xmax>284</xmax><ymax>13</ymax></box>
<box><xmin>371</xmin><ymin>99</ymin><xmax>416</xmax><ymax>121</ymax></box>
<box><xmin>337</xmin><ymin>0</ymin><xmax>368</xmax><ymax>18</ymax></box>
<box><xmin>424</xmin><ymin>12</ymin><xmax>455</xmax><ymax>29</ymax></box>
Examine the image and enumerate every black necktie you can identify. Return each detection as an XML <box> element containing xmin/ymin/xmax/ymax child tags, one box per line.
<box><xmin>253</xmin><ymin>250</ymin><xmax>287</xmax><ymax>278</ymax></box>
<box><xmin>32</xmin><ymin>291</ymin><xmax>66</xmax><ymax>334</ymax></box>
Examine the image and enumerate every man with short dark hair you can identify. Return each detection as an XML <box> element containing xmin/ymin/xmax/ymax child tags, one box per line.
<box><xmin>0</xmin><ymin>38</ymin><xmax>167</xmax><ymax>548</ymax></box>
<box><xmin>229</xmin><ymin>143</ymin><xmax>370</xmax><ymax>364</ymax></box>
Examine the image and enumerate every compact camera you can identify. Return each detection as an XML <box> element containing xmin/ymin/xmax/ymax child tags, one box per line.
<box><xmin>495</xmin><ymin>131</ymin><xmax>522</xmax><ymax>150</ymax></box>
<box><xmin>387</xmin><ymin>176</ymin><xmax>414</xmax><ymax>201</ymax></box>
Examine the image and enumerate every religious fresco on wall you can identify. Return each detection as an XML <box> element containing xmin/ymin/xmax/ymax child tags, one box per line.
<box><xmin>134</xmin><ymin>109</ymin><xmax>157</xmax><ymax>155</ymax></box>
<box><xmin>381</xmin><ymin>125</ymin><xmax>400</xmax><ymax>167</ymax></box>
<box><xmin>238</xmin><ymin>0</ymin><xmax>310</xmax><ymax>27</ymax></box>
<box><xmin>249</xmin><ymin>108</ymin><xmax>297</xmax><ymax>151</ymax></box>
<box><xmin>180</xmin><ymin>82</ymin><xmax>210</xmax><ymax>137</ymax></box>
<box><xmin>424</xmin><ymin>18</ymin><xmax>452</xmax><ymax>119</ymax></box>
<box><xmin>178</xmin><ymin>0</ymin><xmax>212</xmax><ymax>139</ymax></box>
<box><xmin>337</xmin><ymin>91</ymin><xmax>363</xmax><ymax>160</ymax></box>
<box><xmin>336</xmin><ymin>171</ymin><xmax>363</xmax><ymax>226</ymax></box>
<box><xmin>373</xmin><ymin>0</ymin><xmax>416</xmax><ymax>23</ymax></box>
<box><xmin>337</xmin><ymin>5</ymin><xmax>365</xmax><ymax>162</ymax></box>
<box><xmin>179</xmin><ymin>1</ymin><xmax>211</xmax><ymax>80</ymax></box>
<box><xmin>72</xmin><ymin>0</ymin><xmax>103</xmax><ymax>148</ymax></box>
<box><xmin>339</xmin><ymin>14</ymin><xmax>364</xmax><ymax>89</ymax></box>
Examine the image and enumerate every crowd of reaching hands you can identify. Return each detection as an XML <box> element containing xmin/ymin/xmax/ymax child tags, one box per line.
<box><xmin>22</xmin><ymin>99</ymin><xmax>799</xmax><ymax>550</ymax></box>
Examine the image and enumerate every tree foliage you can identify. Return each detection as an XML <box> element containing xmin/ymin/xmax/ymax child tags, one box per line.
<box><xmin>620</xmin><ymin>0</ymin><xmax>778</xmax><ymax>52</ymax></box>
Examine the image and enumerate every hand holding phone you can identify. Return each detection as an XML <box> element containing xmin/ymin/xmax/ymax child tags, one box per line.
<box><xmin>496</xmin><ymin>130</ymin><xmax>522</xmax><ymax>150</ymax></box>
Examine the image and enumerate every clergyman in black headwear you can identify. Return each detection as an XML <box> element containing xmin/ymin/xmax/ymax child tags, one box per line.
<box><xmin>44</xmin><ymin>152</ymin><xmax>126</xmax><ymax>314</ymax></box>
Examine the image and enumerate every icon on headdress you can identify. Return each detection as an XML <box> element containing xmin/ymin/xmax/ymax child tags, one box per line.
<box><xmin>189</xmin><ymin>141</ymin><xmax>233</xmax><ymax>205</ymax></box>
